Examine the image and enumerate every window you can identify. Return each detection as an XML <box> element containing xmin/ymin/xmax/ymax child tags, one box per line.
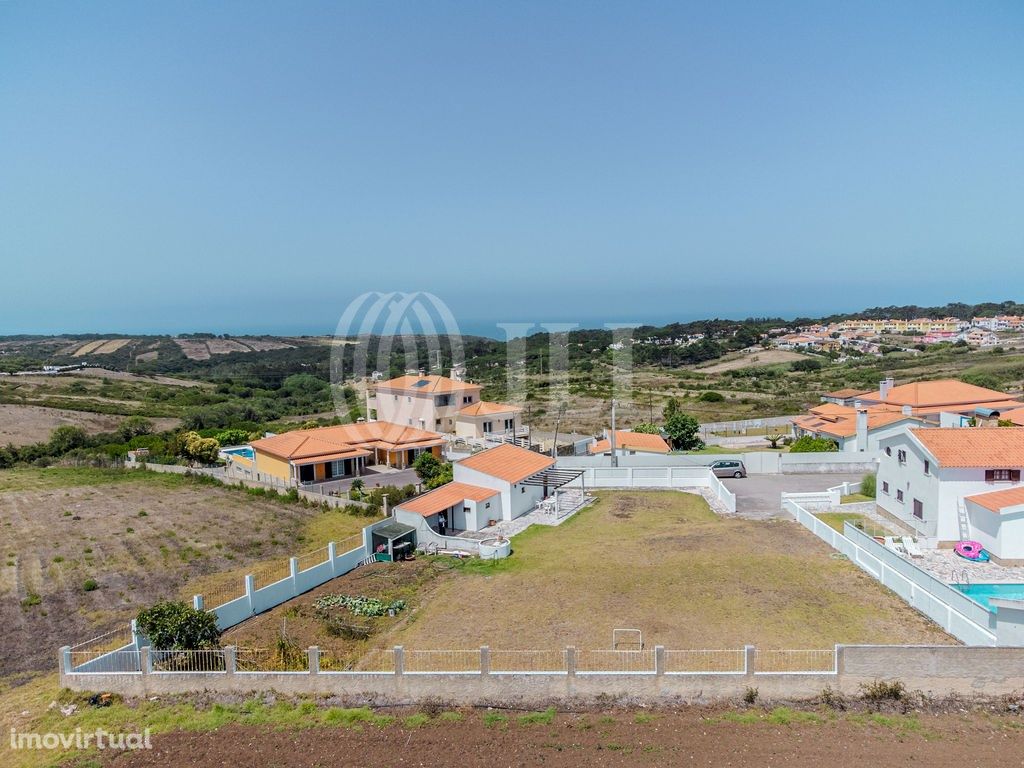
<box><xmin>913</xmin><ymin>499</ymin><xmax>923</xmax><ymax>519</ymax></box>
<box><xmin>482</xmin><ymin>421</ymin><xmax>493</xmax><ymax>433</ymax></box>
<box><xmin>485</xmin><ymin>502</ymin><xmax>491</xmax><ymax>509</ymax></box>
<box><xmin>923</xmin><ymin>460</ymin><xmax>930</xmax><ymax>476</ymax></box>
<box><xmin>986</xmin><ymin>469</ymin><xmax>1021</xmax><ymax>482</ymax></box>
<box><xmin>463</xmin><ymin>396</ymin><xmax>473</xmax><ymax>404</ymax></box>
<box><xmin>521</xmin><ymin>486</ymin><xmax>526</xmax><ymax>494</ymax></box>
<box><xmin>504</xmin><ymin>418</ymin><xmax>514</xmax><ymax>430</ymax></box>
<box><xmin>896</xmin><ymin>489</ymin><xmax>904</xmax><ymax>503</ymax></box>
<box><xmin>435</xmin><ymin>419</ymin><xmax>441</xmax><ymax>427</ymax></box>
<box><xmin>897</xmin><ymin>449</ymin><xmax>907</xmax><ymax>465</ymax></box>
<box><xmin>885</xmin><ymin>447</ymin><xmax>892</xmax><ymax>457</ymax></box>
<box><xmin>882</xmin><ymin>481</ymin><xmax>889</xmax><ymax>494</ymax></box>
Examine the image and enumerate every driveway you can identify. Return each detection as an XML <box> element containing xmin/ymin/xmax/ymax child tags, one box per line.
<box><xmin>325</xmin><ymin>467</ymin><xmax>422</xmax><ymax>493</ymax></box>
<box><xmin>723</xmin><ymin>472</ymin><xmax>866</xmax><ymax>520</ymax></box>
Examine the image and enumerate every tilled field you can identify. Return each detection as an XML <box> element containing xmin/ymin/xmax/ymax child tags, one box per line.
<box><xmin>91</xmin><ymin>710</ymin><xmax>1024</xmax><ymax>768</ymax></box>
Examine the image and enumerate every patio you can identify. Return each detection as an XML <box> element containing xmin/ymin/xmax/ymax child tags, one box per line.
<box><xmin>456</xmin><ymin>489</ymin><xmax>595</xmax><ymax>540</ymax></box>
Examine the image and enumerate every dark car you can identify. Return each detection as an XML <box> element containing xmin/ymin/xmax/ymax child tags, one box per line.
<box><xmin>710</xmin><ymin>459</ymin><xmax>747</xmax><ymax>478</ymax></box>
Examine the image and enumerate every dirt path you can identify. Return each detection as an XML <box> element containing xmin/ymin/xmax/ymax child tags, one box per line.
<box><xmin>96</xmin><ymin>712</ymin><xmax>1024</xmax><ymax>767</ymax></box>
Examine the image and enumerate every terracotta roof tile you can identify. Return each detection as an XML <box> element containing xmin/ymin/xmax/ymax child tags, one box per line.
<box><xmin>912</xmin><ymin>428</ymin><xmax>1024</xmax><ymax>468</ymax></box>
<box><xmin>459</xmin><ymin>400</ymin><xmax>522</xmax><ymax>417</ymax></box>
<box><xmin>375</xmin><ymin>375</ymin><xmax>482</xmax><ymax>394</ymax></box>
<box><xmin>966</xmin><ymin>486</ymin><xmax>1024</xmax><ymax>513</ymax></box>
<box><xmin>398</xmin><ymin>482</ymin><xmax>498</xmax><ymax>516</ymax></box>
<box><xmin>589</xmin><ymin>430</ymin><xmax>670</xmax><ymax>454</ymax></box>
<box><xmin>859</xmin><ymin>379</ymin><xmax>1017</xmax><ymax>409</ymax></box>
<box><xmin>252</xmin><ymin>421</ymin><xmax>443</xmax><ymax>461</ymax></box>
<box><xmin>457</xmin><ymin>443</ymin><xmax>554</xmax><ymax>484</ymax></box>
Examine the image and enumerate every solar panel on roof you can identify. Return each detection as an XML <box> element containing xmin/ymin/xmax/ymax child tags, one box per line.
<box><xmin>412</xmin><ymin>379</ymin><xmax>429</xmax><ymax>387</ymax></box>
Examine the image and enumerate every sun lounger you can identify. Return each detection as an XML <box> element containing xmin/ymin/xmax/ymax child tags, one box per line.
<box><xmin>901</xmin><ymin>536</ymin><xmax>924</xmax><ymax>558</ymax></box>
<box><xmin>884</xmin><ymin>536</ymin><xmax>906</xmax><ymax>555</ymax></box>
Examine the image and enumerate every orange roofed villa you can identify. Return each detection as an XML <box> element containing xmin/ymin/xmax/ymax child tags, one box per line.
<box><xmin>365</xmin><ymin>373</ymin><xmax>524</xmax><ymax>440</ymax></box>
<box><xmin>794</xmin><ymin>378</ymin><xmax>1023</xmax><ymax>453</ymax></box>
<box><xmin>588</xmin><ymin>429</ymin><xmax>671</xmax><ymax>456</ymax></box>
<box><xmin>228</xmin><ymin>421</ymin><xmax>444</xmax><ymax>487</ymax></box>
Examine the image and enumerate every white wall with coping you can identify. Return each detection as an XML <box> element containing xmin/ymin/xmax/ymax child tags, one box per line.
<box><xmin>61</xmin><ymin>644</ymin><xmax>1024</xmax><ymax>702</ymax></box>
<box><xmin>558</xmin><ymin>452</ymin><xmax>877</xmax><ymax>475</ymax></box>
<box><xmin>783</xmin><ymin>496</ymin><xmax>1000</xmax><ymax>645</ymax></box>
<box><xmin>558</xmin><ymin>465</ymin><xmax>736</xmax><ymax>513</ymax></box>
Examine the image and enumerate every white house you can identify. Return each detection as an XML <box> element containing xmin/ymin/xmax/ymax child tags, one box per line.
<box><xmin>876</xmin><ymin>427</ymin><xmax>1024</xmax><ymax>557</ymax></box>
<box><xmin>963</xmin><ymin>487</ymin><xmax>1024</xmax><ymax>563</ymax></box>
<box><xmin>394</xmin><ymin>443</ymin><xmax>557</xmax><ymax>534</ymax></box>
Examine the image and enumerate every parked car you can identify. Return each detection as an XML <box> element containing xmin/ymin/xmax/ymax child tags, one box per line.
<box><xmin>710</xmin><ymin>460</ymin><xmax>746</xmax><ymax>478</ymax></box>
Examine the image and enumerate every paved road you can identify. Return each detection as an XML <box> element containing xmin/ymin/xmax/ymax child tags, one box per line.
<box><xmin>723</xmin><ymin>472</ymin><xmax>866</xmax><ymax>520</ymax></box>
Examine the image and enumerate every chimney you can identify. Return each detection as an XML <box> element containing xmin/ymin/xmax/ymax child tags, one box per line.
<box><xmin>879</xmin><ymin>377</ymin><xmax>895</xmax><ymax>402</ymax></box>
<box><xmin>856</xmin><ymin>409</ymin><xmax>869</xmax><ymax>452</ymax></box>
<box><xmin>902</xmin><ymin>405</ymin><xmax>912</xmax><ymax>416</ymax></box>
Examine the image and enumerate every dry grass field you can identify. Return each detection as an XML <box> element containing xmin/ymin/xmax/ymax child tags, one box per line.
<box><xmin>382</xmin><ymin>491</ymin><xmax>951</xmax><ymax>651</ymax></box>
<box><xmin>698</xmin><ymin>348</ymin><xmax>810</xmax><ymax>373</ymax></box>
<box><xmin>0</xmin><ymin>404</ymin><xmax>179</xmax><ymax>446</ymax></box>
<box><xmin>0</xmin><ymin>467</ymin><xmax>373</xmax><ymax>677</ymax></box>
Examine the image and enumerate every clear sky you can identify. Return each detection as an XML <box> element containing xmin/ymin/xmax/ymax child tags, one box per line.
<box><xmin>1</xmin><ymin>1</ymin><xmax>1022</xmax><ymax>336</ymax></box>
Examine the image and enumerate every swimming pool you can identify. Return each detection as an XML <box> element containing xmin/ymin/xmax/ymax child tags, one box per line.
<box><xmin>952</xmin><ymin>583</ymin><xmax>1024</xmax><ymax>610</ymax></box>
<box><xmin>222</xmin><ymin>446</ymin><xmax>254</xmax><ymax>460</ymax></box>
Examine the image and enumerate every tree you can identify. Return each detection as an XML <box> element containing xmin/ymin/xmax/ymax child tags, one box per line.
<box><xmin>412</xmin><ymin>451</ymin><xmax>443</xmax><ymax>484</ymax></box>
<box><xmin>764</xmin><ymin>433</ymin><xmax>786</xmax><ymax>449</ymax></box>
<box><xmin>117</xmin><ymin>416</ymin><xmax>153</xmax><ymax>442</ymax></box>
<box><xmin>789</xmin><ymin>435</ymin><xmax>839</xmax><ymax>453</ymax></box>
<box><xmin>136</xmin><ymin>600</ymin><xmax>221</xmax><ymax>650</ymax></box>
<box><xmin>697</xmin><ymin>391</ymin><xmax>725</xmax><ymax>403</ymax></box>
<box><xmin>663</xmin><ymin>413</ymin><xmax>704</xmax><ymax>451</ymax></box>
<box><xmin>631</xmin><ymin>422</ymin><xmax>660</xmax><ymax>434</ymax></box>
<box><xmin>425</xmin><ymin>462</ymin><xmax>453</xmax><ymax>489</ymax></box>
<box><xmin>48</xmin><ymin>426</ymin><xmax>88</xmax><ymax>455</ymax></box>
<box><xmin>663</xmin><ymin>397</ymin><xmax>681</xmax><ymax>421</ymax></box>
<box><xmin>181</xmin><ymin>431</ymin><xmax>220</xmax><ymax>464</ymax></box>
<box><xmin>214</xmin><ymin>428</ymin><xmax>250</xmax><ymax>446</ymax></box>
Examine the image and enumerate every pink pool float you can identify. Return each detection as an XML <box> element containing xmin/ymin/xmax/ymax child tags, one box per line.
<box><xmin>954</xmin><ymin>540</ymin><xmax>990</xmax><ymax>562</ymax></box>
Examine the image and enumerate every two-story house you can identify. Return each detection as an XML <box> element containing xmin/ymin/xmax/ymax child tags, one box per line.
<box><xmin>366</xmin><ymin>374</ymin><xmax>522</xmax><ymax>438</ymax></box>
<box><xmin>876</xmin><ymin>428</ymin><xmax>1024</xmax><ymax>560</ymax></box>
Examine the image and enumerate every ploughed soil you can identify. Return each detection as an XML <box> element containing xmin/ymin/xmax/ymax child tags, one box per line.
<box><xmin>93</xmin><ymin>710</ymin><xmax>1024</xmax><ymax>767</ymax></box>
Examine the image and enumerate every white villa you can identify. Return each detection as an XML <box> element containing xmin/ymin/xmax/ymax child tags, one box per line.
<box><xmin>876</xmin><ymin>427</ymin><xmax>1024</xmax><ymax>562</ymax></box>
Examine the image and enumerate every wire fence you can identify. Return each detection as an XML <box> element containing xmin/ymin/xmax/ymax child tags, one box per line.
<box><xmin>755</xmin><ymin>649</ymin><xmax>836</xmax><ymax>673</ymax></box>
<box><xmin>236</xmin><ymin>646</ymin><xmax>310</xmax><ymax>672</ymax></box>
<box><xmin>318</xmin><ymin>646</ymin><xmax>395</xmax><ymax>673</ymax></box>
<box><xmin>403</xmin><ymin>650</ymin><xmax>481</xmax><ymax>673</ymax></box>
<box><xmin>576</xmin><ymin>649</ymin><xmax>656</xmax><ymax>673</ymax></box>
<box><xmin>70</xmin><ymin>625</ymin><xmax>134</xmax><ymax>653</ymax></box>
<box><xmin>335</xmin><ymin>533</ymin><xmax>365</xmax><ymax>555</ymax></box>
<box><xmin>201</xmin><ymin>582</ymin><xmax>246</xmax><ymax>610</ymax></box>
<box><xmin>296</xmin><ymin>546</ymin><xmax>330</xmax><ymax>573</ymax></box>
<box><xmin>151</xmin><ymin>649</ymin><xmax>227</xmax><ymax>673</ymax></box>
<box><xmin>252</xmin><ymin>559</ymin><xmax>292</xmax><ymax>590</ymax></box>
<box><xmin>663</xmin><ymin>649</ymin><xmax>746</xmax><ymax>674</ymax></box>
<box><xmin>489</xmin><ymin>650</ymin><xmax>567</xmax><ymax>673</ymax></box>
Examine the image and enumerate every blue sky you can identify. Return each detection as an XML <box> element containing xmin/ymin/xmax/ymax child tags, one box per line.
<box><xmin>1</xmin><ymin>1</ymin><xmax>1022</xmax><ymax>336</ymax></box>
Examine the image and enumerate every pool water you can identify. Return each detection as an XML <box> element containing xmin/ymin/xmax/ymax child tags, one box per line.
<box><xmin>222</xmin><ymin>447</ymin><xmax>254</xmax><ymax>460</ymax></box>
<box><xmin>952</xmin><ymin>583</ymin><xmax>1024</xmax><ymax>610</ymax></box>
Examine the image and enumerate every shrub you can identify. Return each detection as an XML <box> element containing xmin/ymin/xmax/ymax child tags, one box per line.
<box><xmin>860</xmin><ymin>473</ymin><xmax>876</xmax><ymax>499</ymax></box>
<box><xmin>788</xmin><ymin>435</ymin><xmax>839</xmax><ymax>453</ymax></box>
<box><xmin>136</xmin><ymin>600</ymin><xmax>221</xmax><ymax>650</ymax></box>
<box><xmin>820</xmin><ymin>685</ymin><xmax>846</xmax><ymax>710</ymax></box>
<box><xmin>698</xmin><ymin>391</ymin><xmax>725</xmax><ymax>403</ymax></box>
<box><xmin>82</xmin><ymin>579</ymin><xmax>99</xmax><ymax>592</ymax></box>
<box><xmin>859</xmin><ymin>679</ymin><xmax>907</xmax><ymax>709</ymax></box>
<box><xmin>742</xmin><ymin>686</ymin><xmax>759</xmax><ymax>705</ymax></box>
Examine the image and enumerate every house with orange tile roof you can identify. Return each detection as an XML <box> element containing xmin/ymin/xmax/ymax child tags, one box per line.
<box><xmin>792</xmin><ymin>405</ymin><xmax>924</xmax><ymax>453</ymax></box>
<box><xmin>366</xmin><ymin>373</ymin><xmax>523</xmax><ymax>438</ymax></box>
<box><xmin>853</xmin><ymin>377</ymin><xmax>1022</xmax><ymax>419</ymax></box>
<box><xmin>245</xmin><ymin>421</ymin><xmax>444</xmax><ymax>486</ymax></box>
<box><xmin>588</xmin><ymin>430</ymin><xmax>671</xmax><ymax>456</ymax></box>
<box><xmin>393</xmin><ymin>443</ymin><xmax>563</xmax><ymax>533</ymax></box>
<box><xmin>875</xmin><ymin>427</ymin><xmax>1024</xmax><ymax>558</ymax></box>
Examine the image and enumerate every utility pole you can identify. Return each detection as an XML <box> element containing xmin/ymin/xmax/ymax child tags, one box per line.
<box><xmin>551</xmin><ymin>402</ymin><xmax>566</xmax><ymax>459</ymax></box>
<box><xmin>610</xmin><ymin>399</ymin><xmax>618</xmax><ymax>467</ymax></box>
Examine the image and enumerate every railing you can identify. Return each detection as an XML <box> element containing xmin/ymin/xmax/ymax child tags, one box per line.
<box><xmin>576</xmin><ymin>649</ymin><xmax>656</xmax><ymax>673</ymax></box>
<box><xmin>151</xmin><ymin>649</ymin><xmax>227</xmax><ymax>673</ymax></box>
<box><xmin>252</xmin><ymin>559</ymin><xmax>292</xmax><ymax>590</ymax></box>
<box><xmin>201</xmin><ymin>582</ymin><xmax>247</xmax><ymax>610</ymax></box>
<box><xmin>489</xmin><ymin>649</ymin><xmax>567</xmax><ymax>673</ymax></box>
<box><xmin>404</xmin><ymin>650</ymin><xmax>480</xmax><ymax>673</ymax></box>
<box><xmin>755</xmin><ymin>649</ymin><xmax>836</xmax><ymax>674</ymax></box>
<box><xmin>296</xmin><ymin>546</ymin><xmax>331</xmax><ymax>572</ymax></box>
<box><xmin>70</xmin><ymin>649</ymin><xmax>141</xmax><ymax>673</ymax></box>
<box><xmin>236</xmin><ymin>647</ymin><xmax>308</xmax><ymax>672</ymax></box>
<box><xmin>663</xmin><ymin>649</ymin><xmax>746</xmax><ymax>674</ymax></box>
<box><xmin>70</xmin><ymin>625</ymin><xmax>134</xmax><ymax>653</ymax></box>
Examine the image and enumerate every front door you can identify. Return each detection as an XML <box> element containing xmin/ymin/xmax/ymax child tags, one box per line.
<box><xmin>298</xmin><ymin>464</ymin><xmax>315</xmax><ymax>483</ymax></box>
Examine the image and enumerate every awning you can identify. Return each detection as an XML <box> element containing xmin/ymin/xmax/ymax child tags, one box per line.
<box><xmin>291</xmin><ymin>448</ymin><xmax>372</xmax><ymax>466</ymax></box>
<box><xmin>372</xmin><ymin>521</ymin><xmax>416</xmax><ymax>540</ymax></box>
<box><xmin>519</xmin><ymin>467</ymin><xmax>585</xmax><ymax>488</ymax></box>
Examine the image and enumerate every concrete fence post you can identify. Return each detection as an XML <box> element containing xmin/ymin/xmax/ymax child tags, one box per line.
<box><xmin>566</xmin><ymin>646</ymin><xmax>577</xmax><ymax>677</ymax></box>
<box><xmin>141</xmin><ymin>646</ymin><xmax>152</xmax><ymax>675</ymax></box>
<box><xmin>834</xmin><ymin>645</ymin><xmax>845</xmax><ymax>676</ymax></box>
<box><xmin>224</xmin><ymin>645</ymin><xmax>237</xmax><ymax>675</ymax></box>
<box><xmin>60</xmin><ymin>645</ymin><xmax>72</xmax><ymax>675</ymax></box>
<box><xmin>327</xmin><ymin>541</ymin><xmax>338</xmax><ymax>575</ymax></box>
<box><xmin>290</xmin><ymin>557</ymin><xmax>300</xmax><ymax>592</ymax></box>
<box><xmin>744</xmin><ymin>645</ymin><xmax>756</xmax><ymax>677</ymax></box>
<box><xmin>130</xmin><ymin>618</ymin><xmax>139</xmax><ymax>646</ymax></box>
<box><xmin>193</xmin><ymin>594</ymin><xmax>204</xmax><ymax>611</ymax></box>
<box><xmin>308</xmin><ymin>646</ymin><xmax>320</xmax><ymax>675</ymax></box>
<box><xmin>394</xmin><ymin>646</ymin><xmax>404</xmax><ymax>676</ymax></box>
<box><xmin>245</xmin><ymin>574</ymin><xmax>256</xmax><ymax>615</ymax></box>
<box><xmin>480</xmin><ymin>646</ymin><xmax>490</xmax><ymax>676</ymax></box>
<box><xmin>654</xmin><ymin>645</ymin><xmax>665</xmax><ymax>676</ymax></box>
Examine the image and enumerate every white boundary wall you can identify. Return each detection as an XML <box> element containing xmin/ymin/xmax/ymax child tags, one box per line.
<box><xmin>560</xmin><ymin>465</ymin><xmax>736</xmax><ymax>513</ymax></box>
<box><xmin>783</xmin><ymin>496</ymin><xmax>997</xmax><ymax>645</ymax></box>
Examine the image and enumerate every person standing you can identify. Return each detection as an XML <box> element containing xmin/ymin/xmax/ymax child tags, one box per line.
<box><xmin>437</xmin><ymin>512</ymin><xmax>447</xmax><ymax>536</ymax></box>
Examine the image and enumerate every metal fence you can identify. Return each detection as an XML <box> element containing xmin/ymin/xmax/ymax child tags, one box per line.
<box><xmin>663</xmin><ymin>649</ymin><xmax>746</xmax><ymax>674</ymax></box>
<box><xmin>70</xmin><ymin>625</ymin><xmax>134</xmax><ymax>653</ymax></box>
<box><xmin>296</xmin><ymin>546</ymin><xmax>330</xmax><ymax>573</ymax></box>
<box><xmin>201</xmin><ymin>582</ymin><xmax>246</xmax><ymax>610</ymax></box>
<box><xmin>489</xmin><ymin>650</ymin><xmax>567</xmax><ymax>673</ymax></box>
<box><xmin>70</xmin><ymin>649</ymin><xmax>141</xmax><ymax>673</ymax></box>
<box><xmin>151</xmin><ymin>649</ymin><xmax>227</xmax><ymax>673</ymax></box>
<box><xmin>236</xmin><ymin>646</ymin><xmax>309</xmax><ymax>672</ymax></box>
<box><xmin>576</xmin><ymin>649</ymin><xmax>656</xmax><ymax>673</ymax></box>
<box><xmin>252</xmin><ymin>559</ymin><xmax>292</xmax><ymax>590</ymax></box>
<box><xmin>755</xmin><ymin>649</ymin><xmax>836</xmax><ymax>674</ymax></box>
<box><xmin>404</xmin><ymin>650</ymin><xmax>481</xmax><ymax>673</ymax></box>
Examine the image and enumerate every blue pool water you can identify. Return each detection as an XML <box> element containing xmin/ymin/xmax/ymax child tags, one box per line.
<box><xmin>953</xmin><ymin>583</ymin><xmax>1024</xmax><ymax>610</ymax></box>
<box><xmin>222</xmin><ymin>447</ymin><xmax>254</xmax><ymax>460</ymax></box>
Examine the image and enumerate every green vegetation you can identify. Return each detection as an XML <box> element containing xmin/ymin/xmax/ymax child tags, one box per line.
<box><xmin>789</xmin><ymin>435</ymin><xmax>839</xmax><ymax>453</ymax></box>
<box><xmin>412</xmin><ymin>451</ymin><xmax>453</xmax><ymax>489</ymax></box>
<box><xmin>136</xmin><ymin>601</ymin><xmax>222</xmax><ymax>650</ymax></box>
<box><xmin>861</xmin><ymin>473</ymin><xmax>877</xmax><ymax>499</ymax></box>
